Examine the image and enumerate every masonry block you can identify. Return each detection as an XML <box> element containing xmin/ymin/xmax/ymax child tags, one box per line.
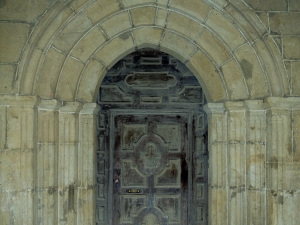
<box><xmin>133</xmin><ymin>27</ymin><xmax>163</xmax><ymax>49</ymax></box>
<box><xmin>270</xmin><ymin>12</ymin><xmax>300</xmax><ymax>35</ymax></box>
<box><xmin>283</xmin><ymin>36</ymin><xmax>300</xmax><ymax>60</ymax></box>
<box><xmin>130</xmin><ymin>6</ymin><xmax>156</xmax><ymax>26</ymax></box>
<box><xmin>71</xmin><ymin>26</ymin><xmax>106</xmax><ymax>63</ymax></box>
<box><xmin>0</xmin><ymin>64</ymin><xmax>16</xmax><ymax>94</ymax></box>
<box><xmin>100</xmin><ymin>11</ymin><xmax>131</xmax><ymax>38</ymax></box>
<box><xmin>84</xmin><ymin>0</ymin><xmax>120</xmax><ymax>24</ymax></box>
<box><xmin>53</xmin><ymin>12</ymin><xmax>92</xmax><ymax>53</ymax></box>
<box><xmin>167</xmin><ymin>11</ymin><xmax>203</xmax><ymax>40</ymax></box>
<box><xmin>0</xmin><ymin>22</ymin><xmax>30</xmax><ymax>63</ymax></box>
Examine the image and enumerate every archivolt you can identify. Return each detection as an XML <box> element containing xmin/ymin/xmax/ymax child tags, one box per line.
<box><xmin>16</xmin><ymin>0</ymin><xmax>289</xmax><ymax>103</ymax></box>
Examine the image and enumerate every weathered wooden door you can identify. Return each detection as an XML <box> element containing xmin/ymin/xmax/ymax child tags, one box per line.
<box><xmin>96</xmin><ymin>49</ymin><xmax>208</xmax><ymax>225</ymax></box>
<box><xmin>112</xmin><ymin>113</ymin><xmax>190</xmax><ymax>225</ymax></box>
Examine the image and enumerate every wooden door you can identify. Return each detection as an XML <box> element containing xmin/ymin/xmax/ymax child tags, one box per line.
<box><xmin>112</xmin><ymin>113</ymin><xmax>190</xmax><ymax>225</ymax></box>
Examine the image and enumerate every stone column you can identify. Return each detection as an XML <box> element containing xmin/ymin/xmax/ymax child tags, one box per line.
<box><xmin>205</xmin><ymin>100</ymin><xmax>269</xmax><ymax>225</ymax></box>
<box><xmin>244</xmin><ymin>100</ymin><xmax>267</xmax><ymax>225</ymax></box>
<box><xmin>77</xmin><ymin>103</ymin><xmax>100</xmax><ymax>225</ymax></box>
<box><xmin>225</xmin><ymin>102</ymin><xmax>247</xmax><ymax>225</ymax></box>
<box><xmin>265</xmin><ymin>97</ymin><xmax>300</xmax><ymax>225</ymax></box>
<box><xmin>57</xmin><ymin>102</ymin><xmax>82</xmax><ymax>225</ymax></box>
<box><xmin>0</xmin><ymin>95</ymin><xmax>39</xmax><ymax>225</ymax></box>
<box><xmin>36</xmin><ymin>99</ymin><xmax>61</xmax><ymax>225</ymax></box>
<box><xmin>204</xmin><ymin>103</ymin><xmax>228</xmax><ymax>225</ymax></box>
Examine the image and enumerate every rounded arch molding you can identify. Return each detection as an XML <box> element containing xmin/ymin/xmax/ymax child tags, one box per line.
<box><xmin>17</xmin><ymin>0</ymin><xmax>289</xmax><ymax>103</ymax></box>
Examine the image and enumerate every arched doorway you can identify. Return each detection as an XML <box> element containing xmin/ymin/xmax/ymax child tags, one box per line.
<box><xmin>96</xmin><ymin>49</ymin><xmax>208</xmax><ymax>224</ymax></box>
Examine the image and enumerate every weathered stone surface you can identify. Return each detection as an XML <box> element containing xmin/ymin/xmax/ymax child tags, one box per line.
<box><xmin>256</xmin><ymin>12</ymin><xmax>269</xmax><ymax>30</ymax></box>
<box><xmin>0</xmin><ymin>0</ymin><xmax>55</xmax><ymax>22</ymax></box>
<box><xmin>196</xmin><ymin>28</ymin><xmax>231</xmax><ymax>66</ymax></box>
<box><xmin>186</xmin><ymin>50</ymin><xmax>227</xmax><ymax>102</ymax></box>
<box><xmin>0</xmin><ymin>64</ymin><xmax>16</xmax><ymax>94</ymax></box>
<box><xmin>0</xmin><ymin>22</ymin><xmax>30</xmax><ymax>63</ymax></box>
<box><xmin>294</xmin><ymin>109</ymin><xmax>300</xmax><ymax>162</ymax></box>
<box><xmin>160</xmin><ymin>31</ymin><xmax>197</xmax><ymax>62</ymax></box>
<box><xmin>290</xmin><ymin>0</ymin><xmax>300</xmax><ymax>11</ymax></box>
<box><xmin>283</xmin><ymin>36</ymin><xmax>300</xmax><ymax>60</ymax></box>
<box><xmin>70</xmin><ymin>0</ymin><xmax>94</xmax><ymax>13</ymax></box>
<box><xmin>95</xmin><ymin>35</ymin><xmax>135</xmax><ymax>69</ymax></box>
<box><xmin>100</xmin><ymin>11</ymin><xmax>131</xmax><ymax>38</ymax></box>
<box><xmin>30</xmin><ymin>5</ymin><xmax>74</xmax><ymax>51</ymax></box>
<box><xmin>130</xmin><ymin>6</ymin><xmax>156</xmax><ymax>26</ymax></box>
<box><xmin>121</xmin><ymin>0</ymin><xmax>156</xmax><ymax>7</ymax></box>
<box><xmin>170</xmin><ymin>0</ymin><xmax>212</xmax><ymax>22</ymax></box>
<box><xmin>53</xmin><ymin>12</ymin><xmax>92</xmax><ymax>53</ymax></box>
<box><xmin>244</xmin><ymin>0</ymin><xmax>288</xmax><ymax>11</ymax></box>
<box><xmin>36</xmin><ymin>46</ymin><xmax>66</xmax><ymax>99</ymax></box>
<box><xmin>0</xmin><ymin>149</ymin><xmax>34</xmax><ymax>190</ymax></box>
<box><xmin>7</xmin><ymin>106</ymin><xmax>35</xmax><ymax>150</ymax></box>
<box><xmin>84</xmin><ymin>0</ymin><xmax>120</xmax><ymax>24</ymax></box>
<box><xmin>166</xmin><ymin>11</ymin><xmax>203</xmax><ymax>40</ymax></box>
<box><xmin>56</xmin><ymin>57</ymin><xmax>85</xmax><ymax>101</ymax></box>
<box><xmin>76</xmin><ymin>187</ymin><xmax>96</xmax><ymax>225</ymax></box>
<box><xmin>270</xmin><ymin>12</ymin><xmax>300</xmax><ymax>35</ymax></box>
<box><xmin>0</xmin><ymin>190</ymin><xmax>34</xmax><ymax>224</ymax></box>
<box><xmin>235</xmin><ymin>44</ymin><xmax>269</xmax><ymax>99</ymax></box>
<box><xmin>133</xmin><ymin>27</ymin><xmax>163</xmax><ymax>49</ymax></box>
<box><xmin>155</xmin><ymin>8</ymin><xmax>168</xmax><ymax>27</ymax></box>
<box><xmin>0</xmin><ymin>106</ymin><xmax>6</xmax><ymax>149</ymax></box>
<box><xmin>77</xmin><ymin>58</ymin><xmax>106</xmax><ymax>103</ymax></box>
<box><xmin>21</xmin><ymin>47</ymin><xmax>44</xmax><ymax>95</ymax></box>
<box><xmin>291</xmin><ymin>61</ymin><xmax>300</xmax><ymax>96</ymax></box>
<box><xmin>209</xmin><ymin>188</ymin><xmax>228</xmax><ymax>225</ymax></box>
<box><xmin>221</xmin><ymin>59</ymin><xmax>249</xmax><ymax>100</ymax></box>
<box><xmin>204</xmin><ymin>0</ymin><xmax>227</xmax><ymax>10</ymax></box>
<box><xmin>225</xmin><ymin>3</ymin><xmax>267</xmax><ymax>41</ymax></box>
<box><xmin>248</xmin><ymin>190</ymin><xmax>266</xmax><ymax>224</ymax></box>
<box><xmin>157</xmin><ymin>0</ymin><xmax>169</xmax><ymax>6</ymax></box>
<box><xmin>71</xmin><ymin>26</ymin><xmax>106</xmax><ymax>62</ymax></box>
<box><xmin>253</xmin><ymin>37</ymin><xmax>286</xmax><ymax>96</ymax></box>
<box><xmin>206</xmin><ymin>10</ymin><xmax>246</xmax><ymax>51</ymax></box>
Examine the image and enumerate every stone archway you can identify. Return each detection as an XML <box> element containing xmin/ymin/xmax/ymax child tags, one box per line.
<box><xmin>16</xmin><ymin>0</ymin><xmax>288</xmax><ymax>103</ymax></box>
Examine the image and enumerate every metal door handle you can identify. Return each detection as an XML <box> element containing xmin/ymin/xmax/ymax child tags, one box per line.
<box><xmin>126</xmin><ymin>189</ymin><xmax>141</xmax><ymax>193</ymax></box>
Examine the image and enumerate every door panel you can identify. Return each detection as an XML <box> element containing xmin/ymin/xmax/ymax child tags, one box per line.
<box><xmin>112</xmin><ymin>114</ymin><xmax>189</xmax><ymax>225</ymax></box>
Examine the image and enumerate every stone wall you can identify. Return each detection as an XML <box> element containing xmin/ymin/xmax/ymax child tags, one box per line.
<box><xmin>0</xmin><ymin>0</ymin><xmax>300</xmax><ymax>224</ymax></box>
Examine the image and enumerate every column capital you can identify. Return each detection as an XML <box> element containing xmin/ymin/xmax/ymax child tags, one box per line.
<box><xmin>79</xmin><ymin>103</ymin><xmax>100</xmax><ymax>115</ymax></box>
<box><xmin>244</xmin><ymin>100</ymin><xmax>265</xmax><ymax>111</ymax></box>
<box><xmin>59</xmin><ymin>101</ymin><xmax>83</xmax><ymax>113</ymax></box>
<box><xmin>224</xmin><ymin>101</ymin><xmax>245</xmax><ymax>112</ymax></box>
<box><xmin>203</xmin><ymin>103</ymin><xmax>225</xmax><ymax>115</ymax></box>
<box><xmin>38</xmin><ymin>99</ymin><xmax>61</xmax><ymax>110</ymax></box>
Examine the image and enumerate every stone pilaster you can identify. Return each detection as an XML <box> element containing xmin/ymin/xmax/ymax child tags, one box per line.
<box><xmin>244</xmin><ymin>100</ymin><xmax>267</xmax><ymax>225</ymax></box>
<box><xmin>77</xmin><ymin>103</ymin><xmax>100</xmax><ymax>225</ymax></box>
<box><xmin>58</xmin><ymin>102</ymin><xmax>82</xmax><ymax>225</ymax></box>
<box><xmin>204</xmin><ymin>103</ymin><xmax>228</xmax><ymax>225</ymax></box>
<box><xmin>36</xmin><ymin>99</ymin><xmax>61</xmax><ymax>225</ymax></box>
<box><xmin>265</xmin><ymin>97</ymin><xmax>300</xmax><ymax>225</ymax></box>
<box><xmin>225</xmin><ymin>102</ymin><xmax>247</xmax><ymax>225</ymax></box>
<box><xmin>0</xmin><ymin>95</ymin><xmax>39</xmax><ymax>225</ymax></box>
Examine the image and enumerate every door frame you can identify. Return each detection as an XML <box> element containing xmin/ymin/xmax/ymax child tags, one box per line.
<box><xmin>107</xmin><ymin>109</ymin><xmax>194</xmax><ymax>224</ymax></box>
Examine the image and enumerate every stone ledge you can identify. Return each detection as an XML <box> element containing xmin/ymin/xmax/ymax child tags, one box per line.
<box><xmin>0</xmin><ymin>95</ymin><xmax>40</xmax><ymax>106</ymax></box>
